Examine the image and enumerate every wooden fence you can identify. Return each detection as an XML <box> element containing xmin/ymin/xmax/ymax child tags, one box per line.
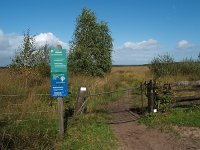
<box><xmin>73</xmin><ymin>80</ymin><xmax>200</xmax><ymax>115</ymax></box>
<box><xmin>146</xmin><ymin>80</ymin><xmax>200</xmax><ymax>113</ymax></box>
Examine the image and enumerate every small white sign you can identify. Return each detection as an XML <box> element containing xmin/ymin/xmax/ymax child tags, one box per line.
<box><xmin>80</xmin><ymin>87</ymin><xmax>86</xmax><ymax>91</ymax></box>
<box><xmin>153</xmin><ymin>109</ymin><xmax>157</xmax><ymax>113</ymax></box>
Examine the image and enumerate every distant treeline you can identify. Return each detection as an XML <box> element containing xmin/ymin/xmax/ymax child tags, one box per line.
<box><xmin>112</xmin><ymin>64</ymin><xmax>148</xmax><ymax>67</ymax></box>
<box><xmin>1</xmin><ymin>64</ymin><xmax>149</xmax><ymax>69</ymax></box>
<box><xmin>0</xmin><ymin>66</ymin><xmax>8</xmax><ymax>69</ymax></box>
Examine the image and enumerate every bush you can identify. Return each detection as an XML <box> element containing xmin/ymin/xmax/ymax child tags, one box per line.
<box><xmin>149</xmin><ymin>54</ymin><xmax>176</xmax><ymax>78</ymax></box>
<box><xmin>149</xmin><ymin>54</ymin><xmax>200</xmax><ymax>80</ymax></box>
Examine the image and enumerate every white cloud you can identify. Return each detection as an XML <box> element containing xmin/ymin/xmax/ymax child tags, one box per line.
<box><xmin>0</xmin><ymin>29</ymin><xmax>69</xmax><ymax>66</ymax></box>
<box><xmin>122</xmin><ymin>38</ymin><xmax>158</xmax><ymax>50</ymax></box>
<box><xmin>113</xmin><ymin>38</ymin><xmax>160</xmax><ymax>65</ymax></box>
<box><xmin>113</xmin><ymin>48</ymin><xmax>159</xmax><ymax>65</ymax></box>
<box><xmin>0</xmin><ymin>29</ymin><xmax>22</xmax><ymax>66</ymax></box>
<box><xmin>35</xmin><ymin>32</ymin><xmax>69</xmax><ymax>49</ymax></box>
<box><xmin>177</xmin><ymin>40</ymin><xmax>195</xmax><ymax>49</ymax></box>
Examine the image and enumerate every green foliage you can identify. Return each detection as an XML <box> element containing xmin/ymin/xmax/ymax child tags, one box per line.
<box><xmin>154</xmin><ymin>83</ymin><xmax>174</xmax><ymax>112</ymax></box>
<box><xmin>10</xmin><ymin>29</ymin><xmax>36</xmax><ymax>68</ymax></box>
<box><xmin>149</xmin><ymin>53</ymin><xmax>176</xmax><ymax>78</ymax></box>
<box><xmin>34</xmin><ymin>44</ymin><xmax>50</xmax><ymax>65</ymax></box>
<box><xmin>34</xmin><ymin>44</ymin><xmax>50</xmax><ymax>77</ymax></box>
<box><xmin>9</xmin><ymin>29</ymin><xmax>50</xmax><ymax>77</ymax></box>
<box><xmin>149</xmin><ymin>53</ymin><xmax>200</xmax><ymax>80</ymax></box>
<box><xmin>178</xmin><ymin>58</ymin><xmax>200</xmax><ymax>80</ymax></box>
<box><xmin>68</xmin><ymin>8</ymin><xmax>113</xmax><ymax>76</ymax></box>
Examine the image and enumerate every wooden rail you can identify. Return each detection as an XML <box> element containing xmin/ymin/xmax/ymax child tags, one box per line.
<box><xmin>170</xmin><ymin>80</ymin><xmax>200</xmax><ymax>107</ymax></box>
<box><xmin>175</xmin><ymin>96</ymin><xmax>200</xmax><ymax>102</ymax></box>
<box><xmin>146</xmin><ymin>80</ymin><xmax>200</xmax><ymax>113</ymax></box>
<box><xmin>173</xmin><ymin>88</ymin><xmax>200</xmax><ymax>92</ymax></box>
<box><xmin>172</xmin><ymin>100</ymin><xmax>200</xmax><ymax>107</ymax></box>
<box><xmin>169</xmin><ymin>80</ymin><xmax>200</xmax><ymax>87</ymax></box>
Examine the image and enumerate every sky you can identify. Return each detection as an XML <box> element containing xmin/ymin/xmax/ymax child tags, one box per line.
<box><xmin>0</xmin><ymin>0</ymin><xmax>200</xmax><ymax>66</ymax></box>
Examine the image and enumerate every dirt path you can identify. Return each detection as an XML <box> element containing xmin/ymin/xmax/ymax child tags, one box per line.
<box><xmin>107</xmin><ymin>94</ymin><xmax>200</xmax><ymax>150</ymax></box>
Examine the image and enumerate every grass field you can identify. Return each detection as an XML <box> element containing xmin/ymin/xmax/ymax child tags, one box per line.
<box><xmin>0</xmin><ymin>66</ymin><xmax>199</xmax><ymax>149</ymax></box>
<box><xmin>0</xmin><ymin>66</ymin><xmax>149</xmax><ymax>149</ymax></box>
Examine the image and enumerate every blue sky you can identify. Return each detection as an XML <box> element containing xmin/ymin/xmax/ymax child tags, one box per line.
<box><xmin>0</xmin><ymin>0</ymin><xmax>200</xmax><ymax>66</ymax></box>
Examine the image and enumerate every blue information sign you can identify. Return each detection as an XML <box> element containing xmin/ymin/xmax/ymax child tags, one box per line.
<box><xmin>51</xmin><ymin>84</ymin><xmax>67</xmax><ymax>97</ymax></box>
<box><xmin>50</xmin><ymin>48</ymin><xmax>68</xmax><ymax>97</ymax></box>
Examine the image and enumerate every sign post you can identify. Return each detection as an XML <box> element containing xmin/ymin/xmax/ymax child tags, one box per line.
<box><xmin>50</xmin><ymin>45</ymin><xmax>67</xmax><ymax>139</ymax></box>
<box><xmin>58</xmin><ymin>97</ymin><xmax>64</xmax><ymax>139</ymax></box>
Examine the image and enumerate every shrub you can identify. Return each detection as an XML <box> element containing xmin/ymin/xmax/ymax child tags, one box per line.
<box><xmin>149</xmin><ymin>53</ymin><xmax>200</xmax><ymax>80</ymax></box>
<box><xmin>149</xmin><ymin>54</ymin><xmax>176</xmax><ymax>78</ymax></box>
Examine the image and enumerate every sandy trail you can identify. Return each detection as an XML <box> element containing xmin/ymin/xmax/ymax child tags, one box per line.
<box><xmin>107</xmin><ymin>94</ymin><xmax>200</xmax><ymax>150</ymax></box>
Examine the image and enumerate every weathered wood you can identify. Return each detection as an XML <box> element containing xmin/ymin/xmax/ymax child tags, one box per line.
<box><xmin>172</xmin><ymin>100</ymin><xmax>200</xmax><ymax>107</ymax></box>
<box><xmin>147</xmin><ymin>80</ymin><xmax>154</xmax><ymax>113</ymax></box>
<box><xmin>140</xmin><ymin>83</ymin><xmax>144</xmax><ymax>111</ymax></box>
<box><xmin>173</xmin><ymin>88</ymin><xmax>200</xmax><ymax>92</ymax></box>
<box><xmin>74</xmin><ymin>87</ymin><xmax>86</xmax><ymax>115</ymax></box>
<box><xmin>56</xmin><ymin>44</ymin><xmax>64</xmax><ymax>139</ymax></box>
<box><xmin>170</xmin><ymin>80</ymin><xmax>200</xmax><ymax>87</ymax></box>
<box><xmin>148</xmin><ymin>80</ymin><xmax>200</xmax><ymax>112</ymax></box>
<box><xmin>58</xmin><ymin>97</ymin><xmax>64</xmax><ymax>139</ymax></box>
<box><xmin>175</xmin><ymin>96</ymin><xmax>200</xmax><ymax>102</ymax></box>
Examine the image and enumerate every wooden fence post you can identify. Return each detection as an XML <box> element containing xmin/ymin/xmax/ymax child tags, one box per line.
<box><xmin>74</xmin><ymin>87</ymin><xmax>87</xmax><ymax>115</ymax></box>
<box><xmin>140</xmin><ymin>83</ymin><xmax>144</xmax><ymax>112</ymax></box>
<box><xmin>147</xmin><ymin>80</ymin><xmax>154</xmax><ymax>113</ymax></box>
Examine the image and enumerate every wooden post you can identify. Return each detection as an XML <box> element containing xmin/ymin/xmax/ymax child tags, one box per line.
<box><xmin>140</xmin><ymin>83</ymin><xmax>144</xmax><ymax>113</ymax></box>
<box><xmin>56</xmin><ymin>44</ymin><xmax>64</xmax><ymax>139</ymax></box>
<box><xmin>75</xmin><ymin>87</ymin><xmax>86</xmax><ymax>115</ymax></box>
<box><xmin>147</xmin><ymin>80</ymin><xmax>154</xmax><ymax>113</ymax></box>
<box><xmin>147</xmin><ymin>81</ymin><xmax>151</xmax><ymax>113</ymax></box>
<box><xmin>58</xmin><ymin>97</ymin><xmax>64</xmax><ymax>139</ymax></box>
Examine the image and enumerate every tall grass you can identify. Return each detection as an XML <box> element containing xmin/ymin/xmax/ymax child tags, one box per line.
<box><xmin>0</xmin><ymin>66</ymin><xmax>150</xmax><ymax>149</ymax></box>
<box><xmin>177</xmin><ymin>58</ymin><xmax>200</xmax><ymax>80</ymax></box>
<box><xmin>0</xmin><ymin>69</ymin><xmax>58</xmax><ymax>149</ymax></box>
<box><xmin>0</xmin><ymin>99</ymin><xmax>58</xmax><ymax>149</ymax></box>
<box><xmin>150</xmin><ymin>54</ymin><xmax>200</xmax><ymax>80</ymax></box>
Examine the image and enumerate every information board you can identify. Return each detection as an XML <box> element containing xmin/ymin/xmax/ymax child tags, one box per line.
<box><xmin>50</xmin><ymin>49</ymin><xmax>67</xmax><ymax>72</ymax></box>
<box><xmin>50</xmin><ymin>49</ymin><xmax>68</xmax><ymax>97</ymax></box>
